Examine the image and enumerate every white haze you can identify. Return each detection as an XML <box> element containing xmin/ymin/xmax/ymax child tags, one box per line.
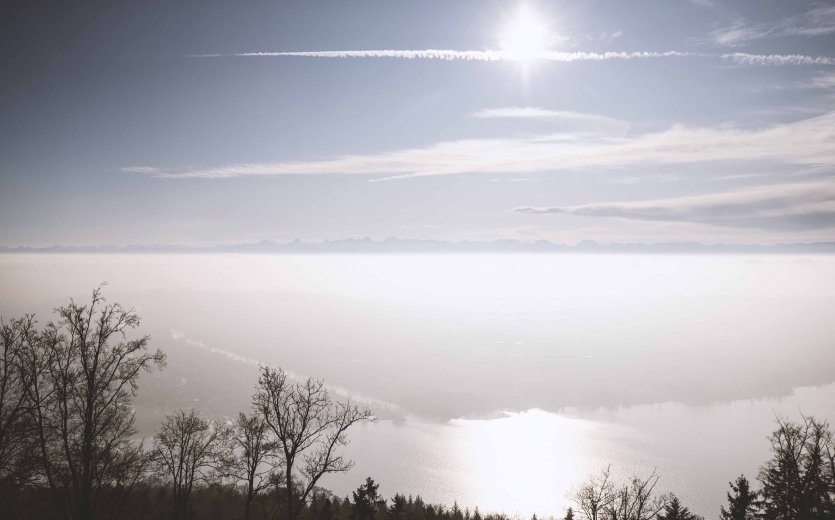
<box><xmin>1</xmin><ymin>253</ymin><xmax>834</xmax><ymax>515</ymax></box>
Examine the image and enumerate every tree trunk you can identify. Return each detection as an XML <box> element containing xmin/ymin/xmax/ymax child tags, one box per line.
<box><xmin>245</xmin><ymin>481</ymin><xmax>254</xmax><ymax>520</ymax></box>
<box><xmin>286</xmin><ymin>469</ymin><xmax>294</xmax><ymax>520</ymax></box>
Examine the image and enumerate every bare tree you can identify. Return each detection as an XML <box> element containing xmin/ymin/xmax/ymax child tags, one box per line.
<box><xmin>153</xmin><ymin>408</ymin><xmax>226</xmax><ymax>520</ymax></box>
<box><xmin>827</xmin><ymin>432</ymin><xmax>835</xmax><ymax>500</ymax></box>
<box><xmin>604</xmin><ymin>471</ymin><xmax>668</xmax><ymax>520</ymax></box>
<box><xmin>575</xmin><ymin>468</ymin><xmax>668</xmax><ymax>520</ymax></box>
<box><xmin>223</xmin><ymin>411</ymin><xmax>280</xmax><ymax>520</ymax></box>
<box><xmin>254</xmin><ymin>365</ymin><xmax>374</xmax><ymax>520</ymax></box>
<box><xmin>0</xmin><ymin>316</ymin><xmax>38</xmax><ymax>509</ymax></box>
<box><xmin>575</xmin><ymin>466</ymin><xmax>615</xmax><ymax>520</ymax></box>
<box><xmin>20</xmin><ymin>286</ymin><xmax>165</xmax><ymax>520</ymax></box>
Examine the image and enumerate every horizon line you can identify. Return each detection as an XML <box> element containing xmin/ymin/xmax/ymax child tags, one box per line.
<box><xmin>3</xmin><ymin>237</ymin><xmax>835</xmax><ymax>255</ymax></box>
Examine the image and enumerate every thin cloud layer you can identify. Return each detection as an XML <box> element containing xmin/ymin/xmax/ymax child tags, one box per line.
<box><xmin>125</xmin><ymin>111</ymin><xmax>835</xmax><ymax>180</ymax></box>
<box><xmin>469</xmin><ymin>107</ymin><xmax>630</xmax><ymax>133</ymax></box>
<box><xmin>512</xmin><ymin>179</ymin><xmax>835</xmax><ymax>230</ymax></box>
<box><xmin>709</xmin><ymin>4</ymin><xmax>835</xmax><ymax>46</ymax></box>
<box><xmin>471</xmin><ymin>107</ymin><xmax>624</xmax><ymax>123</ymax></box>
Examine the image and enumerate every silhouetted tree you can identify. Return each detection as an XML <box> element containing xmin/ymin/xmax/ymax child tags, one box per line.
<box><xmin>719</xmin><ymin>475</ymin><xmax>759</xmax><ymax>520</ymax></box>
<box><xmin>575</xmin><ymin>466</ymin><xmax>614</xmax><ymax>520</ymax></box>
<box><xmin>658</xmin><ymin>495</ymin><xmax>701</xmax><ymax>520</ymax></box>
<box><xmin>0</xmin><ymin>316</ymin><xmax>38</xmax><ymax>514</ymax></box>
<box><xmin>388</xmin><ymin>494</ymin><xmax>408</xmax><ymax>520</ymax></box>
<box><xmin>153</xmin><ymin>408</ymin><xmax>225</xmax><ymax>520</ymax></box>
<box><xmin>21</xmin><ymin>287</ymin><xmax>165</xmax><ymax>520</ymax></box>
<box><xmin>564</xmin><ymin>508</ymin><xmax>575</xmax><ymax>520</ymax></box>
<box><xmin>351</xmin><ymin>477</ymin><xmax>384</xmax><ymax>520</ymax></box>
<box><xmin>254</xmin><ymin>365</ymin><xmax>374</xmax><ymax>520</ymax></box>
<box><xmin>605</xmin><ymin>471</ymin><xmax>668</xmax><ymax>520</ymax></box>
<box><xmin>309</xmin><ymin>490</ymin><xmax>340</xmax><ymax>520</ymax></box>
<box><xmin>576</xmin><ymin>468</ymin><xmax>668</xmax><ymax>520</ymax></box>
<box><xmin>223</xmin><ymin>411</ymin><xmax>278</xmax><ymax>520</ymax></box>
<box><xmin>758</xmin><ymin>416</ymin><xmax>834</xmax><ymax>520</ymax></box>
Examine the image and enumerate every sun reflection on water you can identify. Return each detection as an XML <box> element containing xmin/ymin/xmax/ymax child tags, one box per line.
<box><xmin>333</xmin><ymin>409</ymin><xmax>637</xmax><ymax>517</ymax></box>
<box><xmin>450</xmin><ymin>410</ymin><xmax>608</xmax><ymax>514</ymax></box>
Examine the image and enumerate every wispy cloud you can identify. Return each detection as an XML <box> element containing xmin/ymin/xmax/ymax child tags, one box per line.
<box><xmin>122</xmin><ymin>166</ymin><xmax>161</xmax><ymax>174</ymax></box>
<box><xmin>512</xmin><ymin>179</ymin><xmax>835</xmax><ymax>231</ymax></box>
<box><xmin>124</xmin><ymin>111</ymin><xmax>835</xmax><ymax>180</ymax></box>
<box><xmin>470</xmin><ymin>107</ymin><xmax>628</xmax><ymax>129</ymax></box>
<box><xmin>806</xmin><ymin>71</ymin><xmax>835</xmax><ymax>89</ymax></box>
<box><xmin>708</xmin><ymin>4</ymin><xmax>835</xmax><ymax>46</ymax></box>
<box><xmin>790</xmin><ymin>71</ymin><xmax>835</xmax><ymax>91</ymax></box>
<box><xmin>713</xmin><ymin>173</ymin><xmax>773</xmax><ymax>182</ymax></box>
<box><xmin>596</xmin><ymin>31</ymin><xmax>624</xmax><ymax>43</ymax></box>
<box><xmin>690</xmin><ymin>0</ymin><xmax>717</xmax><ymax>9</ymax></box>
<box><xmin>471</xmin><ymin>107</ymin><xmax>622</xmax><ymax>123</ymax></box>
<box><xmin>192</xmin><ymin>49</ymin><xmax>835</xmax><ymax>66</ymax></box>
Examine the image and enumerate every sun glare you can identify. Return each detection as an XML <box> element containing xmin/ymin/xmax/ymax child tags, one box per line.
<box><xmin>498</xmin><ymin>4</ymin><xmax>552</xmax><ymax>62</ymax></box>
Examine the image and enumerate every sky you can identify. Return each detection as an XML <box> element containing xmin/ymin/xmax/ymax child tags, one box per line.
<box><xmin>1</xmin><ymin>0</ymin><xmax>835</xmax><ymax>247</ymax></box>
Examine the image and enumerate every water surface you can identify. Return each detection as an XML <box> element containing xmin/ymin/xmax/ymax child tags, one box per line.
<box><xmin>2</xmin><ymin>253</ymin><xmax>834</xmax><ymax>515</ymax></box>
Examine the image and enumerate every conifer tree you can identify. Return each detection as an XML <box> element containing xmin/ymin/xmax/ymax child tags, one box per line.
<box><xmin>658</xmin><ymin>495</ymin><xmax>702</xmax><ymax>520</ymax></box>
<box><xmin>758</xmin><ymin>416</ymin><xmax>834</xmax><ymax>520</ymax></box>
<box><xmin>720</xmin><ymin>475</ymin><xmax>759</xmax><ymax>520</ymax></box>
<box><xmin>351</xmin><ymin>477</ymin><xmax>384</xmax><ymax>520</ymax></box>
<box><xmin>388</xmin><ymin>494</ymin><xmax>408</xmax><ymax>520</ymax></box>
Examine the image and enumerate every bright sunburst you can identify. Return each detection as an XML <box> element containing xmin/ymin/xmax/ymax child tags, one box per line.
<box><xmin>498</xmin><ymin>4</ymin><xmax>552</xmax><ymax>62</ymax></box>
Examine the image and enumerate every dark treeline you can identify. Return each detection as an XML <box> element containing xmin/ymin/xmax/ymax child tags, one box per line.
<box><xmin>1</xmin><ymin>289</ymin><xmax>834</xmax><ymax>520</ymax></box>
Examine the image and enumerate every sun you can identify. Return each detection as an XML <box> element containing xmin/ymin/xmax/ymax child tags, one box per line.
<box><xmin>498</xmin><ymin>4</ymin><xmax>552</xmax><ymax>62</ymax></box>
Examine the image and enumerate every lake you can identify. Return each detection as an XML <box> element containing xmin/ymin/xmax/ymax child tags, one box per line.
<box><xmin>1</xmin><ymin>253</ymin><xmax>834</xmax><ymax>516</ymax></box>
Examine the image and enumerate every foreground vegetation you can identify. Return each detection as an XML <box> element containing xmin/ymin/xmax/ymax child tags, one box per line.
<box><xmin>1</xmin><ymin>288</ymin><xmax>834</xmax><ymax>520</ymax></box>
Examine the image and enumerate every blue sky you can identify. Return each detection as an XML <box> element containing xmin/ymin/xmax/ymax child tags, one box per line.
<box><xmin>1</xmin><ymin>0</ymin><xmax>834</xmax><ymax>246</ymax></box>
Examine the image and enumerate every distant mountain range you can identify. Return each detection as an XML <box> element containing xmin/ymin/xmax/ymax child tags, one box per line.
<box><xmin>3</xmin><ymin>238</ymin><xmax>835</xmax><ymax>254</ymax></box>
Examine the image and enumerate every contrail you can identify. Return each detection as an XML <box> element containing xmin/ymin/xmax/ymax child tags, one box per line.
<box><xmin>721</xmin><ymin>52</ymin><xmax>835</xmax><ymax>65</ymax></box>
<box><xmin>189</xmin><ymin>49</ymin><xmax>835</xmax><ymax>65</ymax></box>
<box><xmin>192</xmin><ymin>50</ymin><xmax>697</xmax><ymax>61</ymax></box>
